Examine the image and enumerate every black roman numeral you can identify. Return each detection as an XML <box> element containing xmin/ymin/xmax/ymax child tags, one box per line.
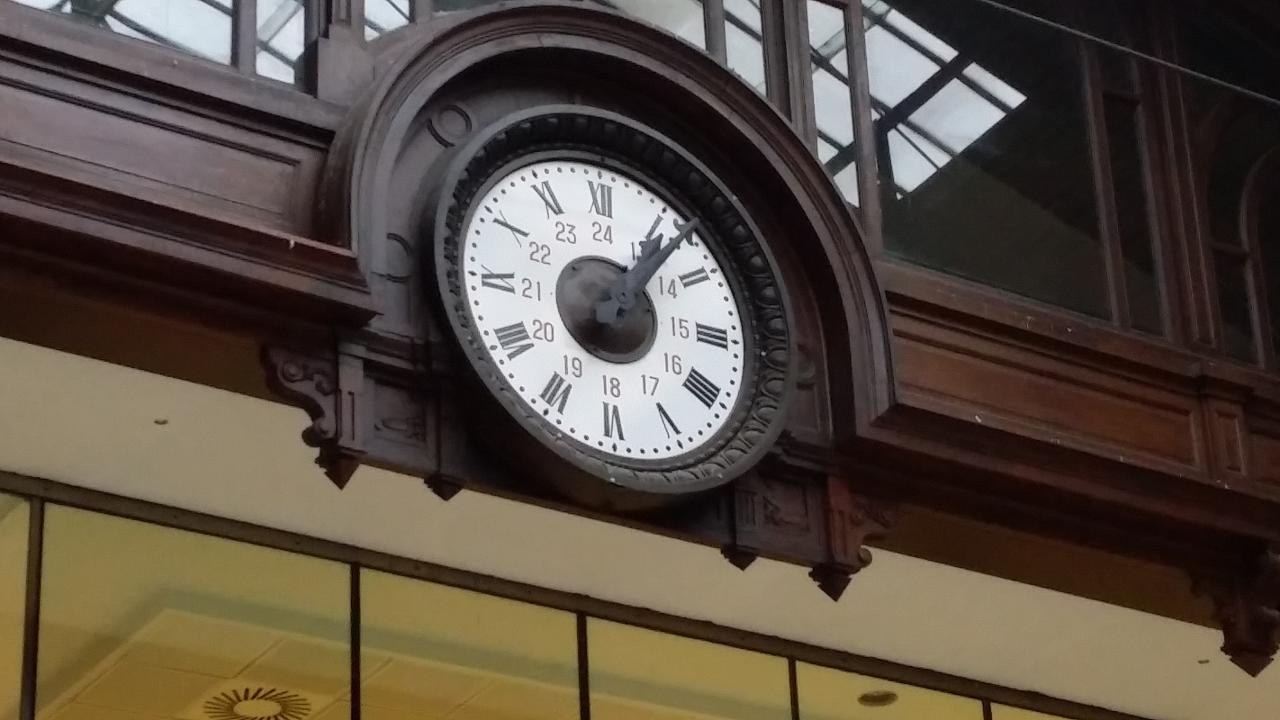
<box><xmin>679</xmin><ymin>268</ymin><xmax>710</xmax><ymax>288</ymax></box>
<box><xmin>493</xmin><ymin>212</ymin><xmax>529</xmax><ymax>246</ymax></box>
<box><xmin>533</xmin><ymin>181</ymin><xmax>564</xmax><ymax>217</ymax></box>
<box><xmin>480</xmin><ymin>265</ymin><xmax>515</xmax><ymax>294</ymax></box>
<box><xmin>695</xmin><ymin>323</ymin><xmax>729</xmax><ymax>349</ymax></box>
<box><xmin>656</xmin><ymin>402</ymin><xmax>680</xmax><ymax>439</ymax></box>
<box><xmin>494</xmin><ymin>322</ymin><xmax>534</xmax><ymax>360</ymax></box>
<box><xmin>588</xmin><ymin>181</ymin><xmax>613</xmax><ymax>218</ymax></box>
<box><xmin>683</xmin><ymin>368</ymin><xmax>721</xmax><ymax>408</ymax></box>
<box><xmin>539</xmin><ymin>372</ymin><xmax>573</xmax><ymax>414</ymax></box>
<box><xmin>645</xmin><ymin>215</ymin><xmax>664</xmax><ymax>243</ymax></box>
<box><xmin>603</xmin><ymin>402</ymin><xmax>625</xmax><ymax>440</ymax></box>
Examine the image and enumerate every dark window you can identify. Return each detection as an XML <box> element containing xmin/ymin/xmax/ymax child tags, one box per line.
<box><xmin>869</xmin><ymin>0</ymin><xmax>1109</xmax><ymax>319</ymax></box>
<box><xmin>860</xmin><ymin>0</ymin><xmax>1168</xmax><ymax>332</ymax></box>
<box><xmin>1176</xmin><ymin>2</ymin><xmax>1280</xmax><ymax>365</ymax></box>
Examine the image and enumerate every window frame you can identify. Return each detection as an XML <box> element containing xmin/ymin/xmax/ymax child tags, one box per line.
<box><xmin>0</xmin><ymin>469</ymin><xmax>1155</xmax><ymax>720</ymax></box>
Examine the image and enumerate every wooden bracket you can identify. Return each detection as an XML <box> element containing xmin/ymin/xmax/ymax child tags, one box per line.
<box><xmin>262</xmin><ymin>344</ymin><xmax>367</xmax><ymax>488</ymax></box>
<box><xmin>810</xmin><ymin>477</ymin><xmax>897</xmax><ymax>601</ymax></box>
<box><xmin>1203</xmin><ymin>544</ymin><xmax>1280</xmax><ymax>677</ymax></box>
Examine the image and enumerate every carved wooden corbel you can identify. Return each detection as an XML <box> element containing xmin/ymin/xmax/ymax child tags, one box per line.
<box><xmin>1203</xmin><ymin>544</ymin><xmax>1280</xmax><ymax>677</ymax></box>
<box><xmin>722</xmin><ymin>468</ymin><xmax>826</xmax><ymax>572</ymax></box>
<box><xmin>262</xmin><ymin>345</ymin><xmax>367</xmax><ymax>488</ymax></box>
<box><xmin>810</xmin><ymin>477</ymin><xmax>897</xmax><ymax>601</ymax></box>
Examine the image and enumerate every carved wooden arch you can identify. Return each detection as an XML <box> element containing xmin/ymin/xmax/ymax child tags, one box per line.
<box><xmin>317</xmin><ymin>1</ymin><xmax>896</xmax><ymax>439</ymax></box>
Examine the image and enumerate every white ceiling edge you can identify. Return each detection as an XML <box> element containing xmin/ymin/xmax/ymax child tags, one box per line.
<box><xmin>0</xmin><ymin>334</ymin><xmax>1274</xmax><ymax>720</ymax></box>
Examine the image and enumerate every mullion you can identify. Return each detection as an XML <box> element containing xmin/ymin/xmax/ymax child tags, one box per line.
<box><xmin>704</xmin><ymin>0</ymin><xmax>727</xmax><ymax>63</ymax></box>
<box><xmin>1082</xmin><ymin>41</ymin><xmax>1131</xmax><ymax>326</ymax></box>
<box><xmin>18</xmin><ymin>499</ymin><xmax>43</xmax><ymax>720</ymax></box>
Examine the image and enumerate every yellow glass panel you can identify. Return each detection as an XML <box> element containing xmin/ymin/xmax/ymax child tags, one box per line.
<box><xmin>360</xmin><ymin>569</ymin><xmax>578</xmax><ymax>720</ymax></box>
<box><xmin>0</xmin><ymin>494</ymin><xmax>29</xmax><ymax>720</ymax></box>
<box><xmin>589</xmin><ymin>619</ymin><xmax>789</xmax><ymax>720</ymax></box>
<box><xmin>36</xmin><ymin>506</ymin><xmax>350</xmax><ymax>720</ymax></box>
<box><xmin>992</xmin><ymin>706</ymin><xmax>1067</xmax><ymax>720</ymax></box>
<box><xmin>797</xmin><ymin>663</ymin><xmax>984</xmax><ymax>720</ymax></box>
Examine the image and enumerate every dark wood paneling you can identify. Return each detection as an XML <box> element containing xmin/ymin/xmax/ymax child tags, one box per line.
<box><xmin>893</xmin><ymin>312</ymin><xmax>1205</xmax><ymax>474</ymax></box>
<box><xmin>0</xmin><ymin>58</ymin><xmax>323</xmax><ymax>234</ymax></box>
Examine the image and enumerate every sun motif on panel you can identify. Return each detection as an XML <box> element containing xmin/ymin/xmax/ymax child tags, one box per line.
<box><xmin>203</xmin><ymin>687</ymin><xmax>312</xmax><ymax>720</ymax></box>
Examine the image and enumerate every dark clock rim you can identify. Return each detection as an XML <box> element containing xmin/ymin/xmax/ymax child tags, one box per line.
<box><xmin>434</xmin><ymin>105</ymin><xmax>793</xmax><ymax>496</ymax></box>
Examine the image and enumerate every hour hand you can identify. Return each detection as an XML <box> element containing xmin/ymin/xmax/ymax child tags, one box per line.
<box><xmin>595</xmin><ymin>218</ymin><xmax>700</xmax><ymax>326</ymax></box>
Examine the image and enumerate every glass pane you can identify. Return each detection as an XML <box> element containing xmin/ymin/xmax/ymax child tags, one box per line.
<box><xmin>0</xmin><ymin>495</ymin><xmax>29</xmax><ymax>720</ymax></box>
<box><xmin>797</xmin><ymin>662</ymin><xmax>984</xmax><ymax>719</ymax></box>
<box><xmin>809</xmin><ymin>1</ymin><xmax>858</xmax><ymax>207</ymax></box>
<box><xmin>361</xmin><ymin>570</ymin><xmax>577</xmax><ymax>720</ymax></box>
<box><xmin>256</xmin><ymin>0</ymin><xmax>305</xmax><ymax>83</ymax></box>
<box><xmin>725</xmin><ymin>0</ymin><xmax>765</xmax><ymax>94</ymax></box>
<box><xmin>1101</xmin><ymin>76</ymin><xmax>1162</xmax><ymax>334</ymax></box>
<box><xmin>1261</xmin><ymin>172</ymin><xmax>1280</xmax><ymax>362</ymax></box>
<box><xmin>11</xmin><ymin>0</ymin><xmax>234</xmax><ymax>65</ymax></box>
<box><xmin>365</xmin><ymin>0</ymin><xmax>410</xmax><ymax>40</ymax></box>
<box><xmin>606</xmin><ymin>0</ymin><xmax>706</xmax><ymax>50</ymax></box>
<box><xmin>872</xmin><ymin>0</ymin><xmax>1109</xmax><ymax>319</ymax></box>
<box><xmin>1174</xmin><ymin>2</ymin><xmax>1280</xmax><ymax>106</ymax></box>
<box><xmin>1215</xmin><ymin>255</ymin><xmax>1257</xmax><ymax>363</ymax></box>
<box><xmin>436</xmin><ymin>1</ymin><xmax>707</xmax><ymax>49</ymax></box>
<box><xmin>36</xmin><ymin>507</ymin><xmax>350</xmax><ymax>720</ymax></box>
<box><xmin>589</xmin><ymin>618</ymin><xmax>789</xmax><ymax>719</ymax></box>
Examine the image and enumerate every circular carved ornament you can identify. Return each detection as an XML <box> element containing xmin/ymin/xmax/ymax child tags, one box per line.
<box><xmin>434</xmin><ymin>106</ymin><xmax>792</xmax><ymax>501</ymax></box>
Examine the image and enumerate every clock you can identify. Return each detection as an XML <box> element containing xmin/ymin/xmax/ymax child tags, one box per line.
<box><xmin>434</xmin><ymin>107</ymin><xmax>791</xmax><ymax>504</ymax></box>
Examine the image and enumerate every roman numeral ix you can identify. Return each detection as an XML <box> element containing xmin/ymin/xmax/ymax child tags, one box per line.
<box><xmin>480</xmin><ymin>266</ymin><xmax>515</xmax><ymax>294</ymax></box>
<box><xmin>494</xmin><ymin>322</ymin><xmax>534</xmax><ymax>360</ymax></box>
<box><xmin>588</xmin><ymin>180</ymin><xmax>613</xmax><ymax>218</ymax></box>
<box><xmin>533</xmin><ymin>180</ymin><xmax>564</xmax><ymax>217</ymax></box>
<box><xmin>683</xmin><ymin>368</ymin><xmax>721</xmax><ymax>408</ymax></box>
<box><xmin>539</xmin><ymin>372</ymin><xmax>573</xmax><ymax>414</ymax></box>
<box><xmin>695</xmin><ymin>323</ymin><xmax>729</xmax><ymax>349</ymax></box>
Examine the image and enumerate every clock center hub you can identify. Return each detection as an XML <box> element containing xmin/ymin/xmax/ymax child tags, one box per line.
<box><xmin>556</xmin><ymin>257</ymin><xmax>656</xmax><ymax>364</ymax></box>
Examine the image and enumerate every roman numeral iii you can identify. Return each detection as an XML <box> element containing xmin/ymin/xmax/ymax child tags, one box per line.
<box><xmin>539</xmin><ymin>372</ymin><xmax>573</xmax><ymax>414</ymax></box>
<box><xmin>533</xmin><ymin>180</ymin><xmax>564</xmax><ymax>217</ymax></box>
<box><xmin>695</xmin><ymin>323</ymin><xmax>729</xmax><ymax>349</ymax></box>
<box><xmin>588</xmin><ymin>180</ymin><xmax>613</xmax><ymax>218</ymax></box>
<box><xmin>679</xmin><ymin>268</ymin><xmax>710</xmax><ymax>287</ymax></box>
<box><xmin>494</xmin><ymin>322</ymin><xmax>534</xmax><ymax>360</ymax></box>
<box><xmin>683</xmin><ymin>368</ymin><xmax>721</xmax><ymax>408</ymax></box>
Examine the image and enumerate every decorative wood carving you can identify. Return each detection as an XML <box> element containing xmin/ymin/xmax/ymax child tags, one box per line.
<box><xmin>810</xmin><ymin>477</ymin><xmax>897</xmax><ymax>601</ymax></box>
<box><xmin>725</xmin><ymin>469</ymin><xmax>824</xmax><ymax>568</ymax></box>
<box><xmin>262</xmin><ymin>345</ymin><xmax>366</xmax><ymax>488</ymax></box>
<box><xmin>1203</xmin><ymin>545</ymin><xmax>1280</xmax><ymax>676</ymax></box>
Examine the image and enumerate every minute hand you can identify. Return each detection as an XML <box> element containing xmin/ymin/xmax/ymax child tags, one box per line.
<box><xmin>596</xmin><ymin>218</ymin><xmax>701</xmax><ymax>326</ymax></box>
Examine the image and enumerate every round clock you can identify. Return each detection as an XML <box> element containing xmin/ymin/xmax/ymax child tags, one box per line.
<box><xmin>434</xmin><ymin>107</ymin><xmax>791</xmax><ymax>503</ymax></box>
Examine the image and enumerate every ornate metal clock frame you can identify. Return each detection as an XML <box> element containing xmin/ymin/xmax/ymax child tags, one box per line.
<box><xmin>433</xmin><ymin>107</ymin><xmax>793</xmax><ymax>503</ymax></box>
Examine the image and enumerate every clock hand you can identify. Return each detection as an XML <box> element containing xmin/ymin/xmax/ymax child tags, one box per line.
<box><xmin>595</xmin><ymin>218</ymin><xmax>701</xmax><ymax>326</ymax></box>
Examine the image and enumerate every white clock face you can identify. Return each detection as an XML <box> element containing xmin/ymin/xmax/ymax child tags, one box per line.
<box><xmin>460</xmin><ymin>158</ymin><xmax>747</xmax><ymax>462</ymax></box>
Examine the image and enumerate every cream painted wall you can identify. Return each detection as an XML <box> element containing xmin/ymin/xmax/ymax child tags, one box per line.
<box><xmin>0</xmin><ymin>335</ymin><xmax>1276</xmax><ymax>720</ymax></box>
